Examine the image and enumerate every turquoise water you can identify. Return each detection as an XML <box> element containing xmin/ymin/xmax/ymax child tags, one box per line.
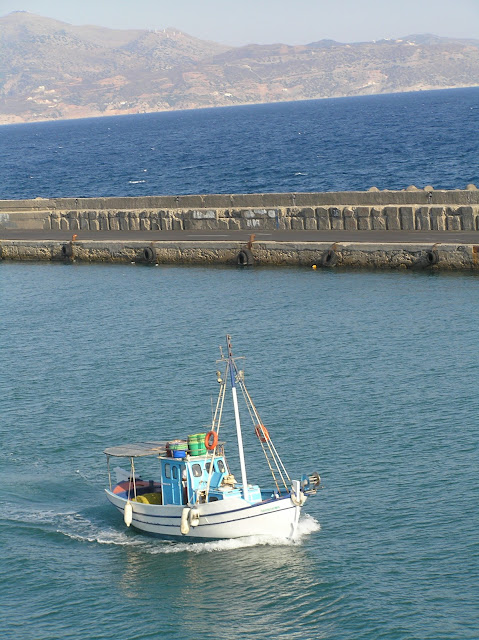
<box><xmin>1</xmin><ymin>262</ymin><xmax>478</xmax><ymax>639</ymax></box>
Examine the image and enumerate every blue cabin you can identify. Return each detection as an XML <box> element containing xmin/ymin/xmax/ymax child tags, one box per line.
<box><xmin>159</xmin><ymin>455</ymin><xmax>262</xmax><ymax>506</ymax></box>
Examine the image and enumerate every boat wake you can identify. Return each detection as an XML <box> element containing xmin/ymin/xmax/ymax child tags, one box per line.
<box><xmin>2</xmin><ymin>503</ymin><xmax>80</xmax><ymax>528</ymax></box>
<box><xmin>147</xmin><ymin>514</ymin><xmax>321</xmax><ymax>554</ymax></box>
<box><xmin>0</xmin><ymin>502</ymin><xmax>135</xmax><ymax>545</ymax></box>
<box><xmin>59</xmin><ymin>512</ymin><xmax>320</xmax><ymax>553</ymax></box>
<box><xmin>2</xmin><ymin>505</ymin><xmax>320</xmax><ymax>554</ymax></box>
<box><xmin>59</xmin><ymin>516</ymin><xmax>144</xmax><ymax>547</ymax></box>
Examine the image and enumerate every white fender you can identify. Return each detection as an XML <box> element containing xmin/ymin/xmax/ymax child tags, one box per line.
<box><xmin>124</xmin><ymin>501</ymin><xmax>133</xmax><ymax>527</ymax></box>
<box><xmin>180</xmin><ymin>507</ymin><xmax>191</xmax><ymax>535</ymax></box>
<box><xmin>291</xmin><ymin>479</ymin><xmax>307</xmax><ymax>507</ymax></box>
<box><xmin>188</xmin><ymin>508</ymin><xmax>200</xmax><ymax>527</ymax></box>
<box><xmin>291</xmin><ymin>491</ymin><xmax>307</xmax><ymax>506</ymax></box>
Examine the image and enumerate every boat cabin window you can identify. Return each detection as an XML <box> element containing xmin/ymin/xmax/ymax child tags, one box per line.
<box><xmin>204</xmin><ymin>459</ymin><xmax>228</xmax><ymax>475</ymax></box>
<box><xmin>172</xmin><ymin>466</ymin><xmax>179</xmax><ymax>479</ymax></box>
<box><xmin>192</xmin><ymin>464</ymin><xmax>202</xmax><ymax>478</ymax></box>
<box><xmin>164</xmin><ymin>464</ymin><xmax>171</xmax><ymax>478</ymax></box>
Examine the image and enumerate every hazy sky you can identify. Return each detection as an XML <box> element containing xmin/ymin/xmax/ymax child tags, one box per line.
<box><xmin>1</xmin><ymin>0</ymin><xmax>478</xmax><ymax>45</ymax></box>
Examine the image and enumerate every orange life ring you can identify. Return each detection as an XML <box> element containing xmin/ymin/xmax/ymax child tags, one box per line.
<box><xmin>255</xmin><ymin>424</ymin><xmax>270</xmax><ymax>443</ymax></box>
<box><xmin>205</xmin><ymin>431</ymin><xmax>218</xmax><ymax>450</ymax></box>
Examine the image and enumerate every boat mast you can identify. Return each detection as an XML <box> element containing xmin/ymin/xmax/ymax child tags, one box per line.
<box><xmin>226</xmin><ymin>335</ymin><xmax>249</xmax><ymax>501</ymax></box>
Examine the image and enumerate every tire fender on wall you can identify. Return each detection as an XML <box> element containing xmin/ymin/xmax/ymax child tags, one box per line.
<box><xmin>237</xmin><ymin>248</ymin><xmax>254</xmax><ymax>266</ymax></box>
<box><xmin>321</xmin><ymin>248</ymin><xmax>338</xmax><ymax>267</ymax></box>
<box><xmin>143</xmin><ymin>246</ymin><xmax>156</xmax><ymax>263</ymax></box>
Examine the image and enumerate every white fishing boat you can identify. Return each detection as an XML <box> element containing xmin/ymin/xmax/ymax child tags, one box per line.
<box><xmin>104</xmin><ymin>336</ymin><xmax>320</xmax><ymax>541</ymax></box>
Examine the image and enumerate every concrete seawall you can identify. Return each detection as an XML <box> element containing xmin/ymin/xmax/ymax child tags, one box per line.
<box><xmin>1</xmin><ymin>187</ymin><xmax>479</xmax><ymax>233</ymax></box>
<box><xmin>1</xmin><ymin>189</ymin><xmax>479</xmax><ymax>269</ymax></box>
<box><xmin>2</xmin><ymin>239</ymin><xmax>479</xmax><ymax>270</ymax></box>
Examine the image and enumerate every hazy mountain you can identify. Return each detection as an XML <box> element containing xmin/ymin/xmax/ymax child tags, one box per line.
<box><xmin>1</xmin><ymin>11</ymin><xmax>478</xmax><ymax>124</ymax></box>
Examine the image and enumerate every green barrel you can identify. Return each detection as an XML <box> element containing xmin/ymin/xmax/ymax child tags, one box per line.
<box><xmin>188</xmin><ymin>432</ymin><xmax>207</xmax><ymax>456</ymax></box>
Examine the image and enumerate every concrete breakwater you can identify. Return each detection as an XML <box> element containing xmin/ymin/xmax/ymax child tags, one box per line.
<box><xmin>1</xmin><ymin>239</ymin><xmax>479</xmax><ymax>270</ymax></box>
<box><xmin>1</xmin><ymin>187</ymin><xmax>479</xmax><ymax>233</ymax></box>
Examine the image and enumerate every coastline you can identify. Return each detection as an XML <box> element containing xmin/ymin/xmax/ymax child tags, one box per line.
<box><xmin>1</xmin><ymin>85</ymin><xmax>478</xmax><ymax>127</ymax></box>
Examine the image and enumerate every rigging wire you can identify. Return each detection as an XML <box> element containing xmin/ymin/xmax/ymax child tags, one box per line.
<box><xmin>231</xmin><ymin>358</ymin><xmax>291</xmax><ymax>492</ymax></box>
<box><xmin>203</xmin><ymin>344</ymin><xmax>292</xmax><ymax>501</ymax></box>
<box><xmin>204</xmin><ymin>362</ymin><xmax>228</xmax><ymax>499</ymax></box>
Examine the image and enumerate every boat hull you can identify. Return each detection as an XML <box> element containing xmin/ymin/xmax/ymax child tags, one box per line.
<box><xmin>105</xmin><ymin>490</ymin><xmax>301</xmax><ymax>541</ymax></box>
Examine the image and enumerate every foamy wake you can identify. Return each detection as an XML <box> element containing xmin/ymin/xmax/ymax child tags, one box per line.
<box><xmin>63</xmin><ymin>513</ymin><xmax>320</xmax><ymax>553</ymax></box>
<box><xmin>2</xmin><ymin>501</ymin><xmax>320</xmax><ymax>554</ymax></box>
<box><xmin>148</xmin><ymin>514</ymin><xmax>321</xmax><ymax>555</ymax></box>
<box><xmin>1</xmin><ymin>502</ymin><xmax>138</xmax><ymax>547</ymax></box>
<box><xmin>3</xmin><ymin>504</ymin><xmax>79</xmax><ymax>527</ymax></box>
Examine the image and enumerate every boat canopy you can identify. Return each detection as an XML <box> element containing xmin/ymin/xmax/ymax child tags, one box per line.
<box><xmin>104</xmin><ymin>441</ymin><xmax>168</xmax><ymax>458</ymax></box>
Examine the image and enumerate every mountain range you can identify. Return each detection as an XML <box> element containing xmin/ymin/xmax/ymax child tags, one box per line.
<box><xmin>1</xmin><ymin>11</ymin><xmax>479</xmax><ymax>124</ymax></box>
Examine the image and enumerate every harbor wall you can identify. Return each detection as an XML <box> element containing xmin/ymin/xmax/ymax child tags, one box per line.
<box><xmin>1</xmin><ymin>239</ymin><xmax>479</xmax><ymax>270</ymax></box>
<box><xmin>1</xmin><ymin>187</ymin><xmax>479</xmax><ymax>232</ymax></box>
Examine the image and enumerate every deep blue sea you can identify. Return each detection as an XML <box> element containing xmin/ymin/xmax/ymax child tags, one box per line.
<box><xmin>0</xmin><ymin>87</ymin><xmax>478</xmax><ymax>199</ymax></box>
<box><xmin>1</xmin><ymin>90</ymin><xmax>479</xmax><ymax>640</ymax></box>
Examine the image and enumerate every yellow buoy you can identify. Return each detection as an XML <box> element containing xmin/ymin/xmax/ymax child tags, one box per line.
<box><xmin>312</xmin><ymin>265</ymin><xmax>317</xmax><ymax>269</ymax></box>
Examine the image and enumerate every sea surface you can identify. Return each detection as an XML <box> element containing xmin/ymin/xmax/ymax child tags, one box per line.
<box><xmin>1</xmin><ymin>90</ymin><xmax>479</xmax><ymax>640</ymax></box>
<box><xmin>0</xmin><ymin>87</ymin><xmax>478</xmax><ymax>199</ymax></box>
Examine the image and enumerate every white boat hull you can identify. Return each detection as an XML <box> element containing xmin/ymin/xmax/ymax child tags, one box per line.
<box><xmin>105</xmin><ymin>490</ymin><xmax>302</xmax><ymax>541</ymax></box>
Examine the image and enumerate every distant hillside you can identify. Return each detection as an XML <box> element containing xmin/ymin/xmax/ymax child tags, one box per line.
<box><xmin>1</xmin><ymin>11</ymin><xmax>479</xmax><ymax>124</ymax></box>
